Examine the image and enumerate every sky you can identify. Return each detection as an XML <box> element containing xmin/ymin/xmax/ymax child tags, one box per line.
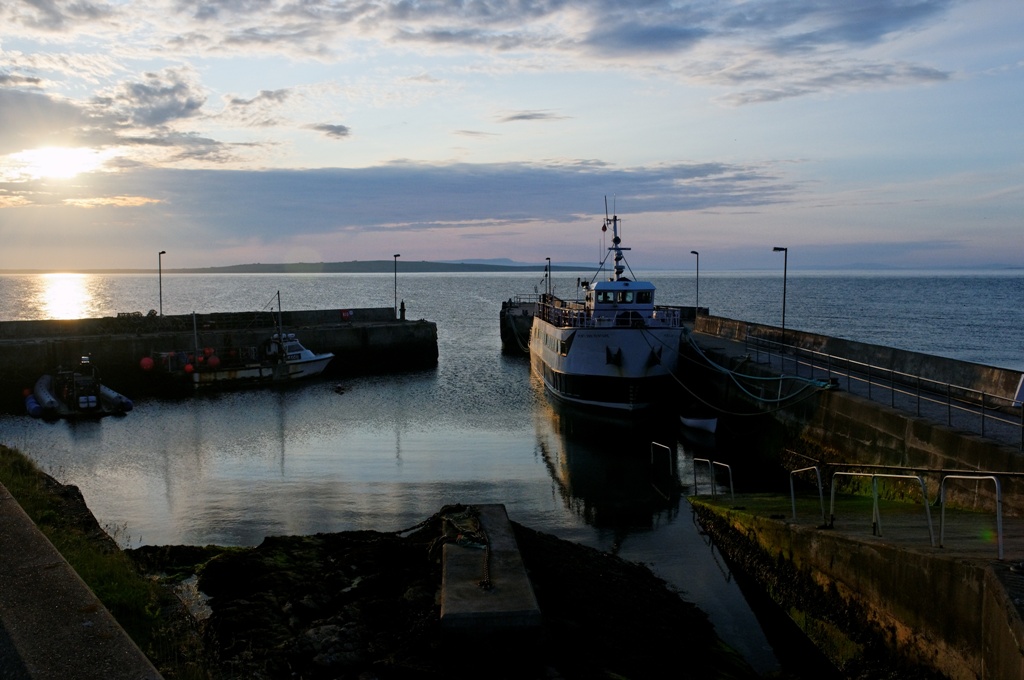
<box><xmin>1</xmin><ymin>0</ymin><xmax>1022</xmax><ymax>272</ymax></box>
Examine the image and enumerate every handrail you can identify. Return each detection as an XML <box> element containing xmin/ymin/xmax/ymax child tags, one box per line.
<box><xmin>745</xmin><ymin>333</ymin><xmax>1024</xmax><ymax>450</ymax></box>
<box><xmin>940</xmin><ymin>475</ymin><xmax>1003</xmax><ymax>560</ymax></box>
<box><xmin>693</xmin><ymin>458</ymin><xmax>734</xmax><ymax>501</ymax></box>
<box><xmin>789</xmin><ymin>466</ymin><xmax>825</xmax><ymax>525</ymax></box>
<box><xmin>829</xmin><ymin>471</ymin><xmax>934</xmax><ymax>546</ymax></box>
<box><xmin>650</xmin><ymin>442</ymin><xmax>673</xmax><ymax>476</ymax></box>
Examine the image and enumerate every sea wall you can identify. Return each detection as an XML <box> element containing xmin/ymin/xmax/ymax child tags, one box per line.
<box><xmin>692</xmin><ymin>500</ymin><xmax>1024</xmax><ymax>680</ymax></box>
<box><xmin>691</xmin><ymin>315</ymin><xmax>1024</xmax><ymax>516</ymax></box>
<box><xmin>0</xmin><ymin>308</ymin><xmax>438</xmax><ymax>411</ymax></box>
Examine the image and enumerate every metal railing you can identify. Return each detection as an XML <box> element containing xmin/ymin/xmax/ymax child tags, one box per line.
<box><xmin>745</xmin><ymin>334</ymin><xmax>1024</xmax><ymax>450</ymax></box>
<box><xmin>692</xmin><ymin>458</ymin><xmax>734</xmax><ymax>501</ymax></box>
<box><xmin>786</xmin><ymin>463</ymin><xmax>1009</xmax><ymax>559</ymax></box>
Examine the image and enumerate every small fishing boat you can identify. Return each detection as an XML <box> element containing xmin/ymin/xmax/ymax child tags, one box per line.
<box><xmin>510</xmin><ymin>200</ymin><xmax>686</xmax><ymax>411</ymax></box>
<box><xmin>30</xmin><ymin>356</ymin><xmax>133</xmax><ymax>419</ymax></box>
<box><xmin>143</xmin><ymin>292</ymin><xmax>334</xmax><ymax>389</ymax></box>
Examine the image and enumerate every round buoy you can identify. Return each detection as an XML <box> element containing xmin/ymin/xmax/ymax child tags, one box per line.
<box><xmin>184</xmin><ymin>363</ymin><xmax>194</xmax><ymax>374</ymax></box>
<box><xmin>140</xmin><ymin>356</ymin><xmax>155</xmax><ymax>371</ymax></box>
<box><xmin>22</xmin><ymin>387</ymin><xmax>31</xmax><ymax>397</ymax></box>
<box><xmin>207</xmin><ymin>355</ymin><xmax>220</xmax><ymax>369</ymax></box>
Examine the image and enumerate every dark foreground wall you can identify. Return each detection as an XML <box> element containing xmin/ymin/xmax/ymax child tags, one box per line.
<box><xmin>0</xmin><ymin>308</ymin><xmax>438</xmax><ymax>411</ymax></box>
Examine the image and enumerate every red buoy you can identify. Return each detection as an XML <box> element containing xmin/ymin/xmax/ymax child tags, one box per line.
<box><xmin>140</xmin><ymin>356</ymin><xmax>155</xmax><ymax>371</ymax></box>
<box><xmin>184</xmin><ymin>363</ymin><xmax>194</xmax><ymax>374</ymax></box>
<box><xmin>207</xmin><ymin>355</ymin><xmax>220</xmax><ymax>369</ymax></box>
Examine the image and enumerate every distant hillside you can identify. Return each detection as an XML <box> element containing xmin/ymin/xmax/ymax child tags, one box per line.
<box><xmin>0</xmin><ymin>260</ymin><xmax>593</xmax><ymax>275</ymax></box>
<box><xmin>172</xmin><ymin>260</ymin><xmax>591</xmax><ymax>274</ymax></box>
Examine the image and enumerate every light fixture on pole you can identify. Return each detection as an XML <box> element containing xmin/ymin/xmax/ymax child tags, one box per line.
<box><xmin>393</xmin><ymin>254</ymin><xmax>400</xmax><ymax>318</ymax></box>
<box><xmin>690</xmin><ymin>250</ymin><xmax>699</xmax><ymax>316</ymax></box>
<box><xmin>158</xmin><ymin>250</ymin><xmax>166</xmax><ymax>316</ymax></box>
<box><xmin>545</xmin><ymin>257</ymin><xmax>551</xmax><ymax>298</ymax></box>
<box><xmin>772</xmin><ymin>246</ymin><xmax>788</xmax><ymax>347</ymax></box>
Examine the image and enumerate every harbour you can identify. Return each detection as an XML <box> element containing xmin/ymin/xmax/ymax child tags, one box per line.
<box><xmin>1</xmin><ymin>270</ymin><xmax>1023</xmax><ymax>678</ymax></box>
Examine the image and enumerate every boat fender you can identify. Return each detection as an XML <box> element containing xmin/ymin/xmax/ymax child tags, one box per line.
<box><xmin>25</xmin><ymin>394</ymin><xmax>42</xmax><ymax>418</ymax></box>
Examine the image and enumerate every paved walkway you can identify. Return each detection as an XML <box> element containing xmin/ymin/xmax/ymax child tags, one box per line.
<box><xmin>0</xmin><ymin>483</ymin><xmax>162</xmax><ymax>679</ymax></box>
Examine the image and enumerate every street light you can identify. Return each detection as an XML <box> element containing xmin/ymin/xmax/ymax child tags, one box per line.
<box><xmin>773</xmin><ymin>247</ymin><xmax>788</xmax><ymax>348</ymax></box>
<box><xmin>690</xmin><ymin>250</ymin><xmax>699</xmax><ymax>316</ymax></box>
<box><xmin>158</xmin><ymin>250</ymin><xmax>166</xmax><ymax>316</ymax></box>
<box><xmin>393</xmin><ymin>254</ymin><xmax>400</xmax><ymax>318</ymax></box>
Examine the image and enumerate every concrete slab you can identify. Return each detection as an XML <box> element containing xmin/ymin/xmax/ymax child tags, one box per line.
<box><xmin>0</xmin><ymin>483</ymin><xmax>162</xmax><ymax>679</ymax></box>
<box><xmin>439</xmin><ymin>504</ymin><xmax>541</xmax><ymax>632</ymax></box>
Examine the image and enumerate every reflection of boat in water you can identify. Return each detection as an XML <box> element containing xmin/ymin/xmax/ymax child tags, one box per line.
<box><xmin>509</xmin><ymin>202</ymin><xmax>685</xmax><ymax>411</ymax></box>
<box><xmin>142</xmin><ymin>292</ymin><xmax>334</xmax><ymax>390</ymax></box>
<box><xmin>29</xmin><ymin>356</ymin><xmax>133</xmax><ymax>419</ymax></box>
<box><xmin>534</xmin><ymin>389</ymin><xmax>681</xmax><ymax>532</ymax></box>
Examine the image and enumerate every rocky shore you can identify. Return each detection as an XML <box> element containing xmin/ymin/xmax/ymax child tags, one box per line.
<box><xmin>129</xmin><ymin>504</ymin><xmax>762</xmax><ymax>680</ymax></box>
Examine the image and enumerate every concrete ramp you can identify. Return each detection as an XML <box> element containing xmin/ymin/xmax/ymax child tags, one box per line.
<box><xmin>439</xmin><ymin>504</ymin><xmax>541</xmax><ymax>632</ymax></box>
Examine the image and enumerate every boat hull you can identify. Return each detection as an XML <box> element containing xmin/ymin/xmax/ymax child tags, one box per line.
<box><xmin>191</xmin><ymin>354</ymin><xmax>334</xmax><ymax>388</ymax></box>
<box><xmin>530</xmin><ymin>320</ymin><xmax>682</xmax><ymax>411</ymax></box>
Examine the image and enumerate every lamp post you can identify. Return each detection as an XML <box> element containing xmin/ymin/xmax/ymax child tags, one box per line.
<box><xmin>393</xmin><ymin>254</ymin><xmax>400</xmax><ymax>318</ymax></box>
<box><xmin>773</xmin><ymin>246</ymin><xmax>788</xmax><ymax>350</ymax></box>
<box><xmin>545</xmin><ymin>257</ymin><xmax>551</xmax><ymax>298</ymax></box>
<box><xmin>158</xmin><ymin>250</ymin><xmax>166</xmax><ymax>316</ymax></box>
<box><xmin>690</xmin><ymin>250</ymin><xmax>699</xmax><ymax>316</ymax></box>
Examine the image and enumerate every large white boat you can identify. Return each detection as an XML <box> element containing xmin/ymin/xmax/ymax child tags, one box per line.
<box><xmin>516</xmin><ymin>207</ymin><xmax>685</xmax><ymax>411</ymax></box>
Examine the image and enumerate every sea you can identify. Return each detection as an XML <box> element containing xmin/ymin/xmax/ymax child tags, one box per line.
<box><xmin>1</xmin><ymin>269</ymin><xmax>1022</xmax><ymax>677</ymax></box>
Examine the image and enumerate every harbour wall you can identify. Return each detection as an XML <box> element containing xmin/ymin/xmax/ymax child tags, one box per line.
<box><xmin>691</xmin><ymin>500</ymin><xmax>1024</xmax><ymax>680</ymax></box>
<box><xmin>0</xmin><ymin>308</ymin><xmax>438</xmax><ymax>411</ymax></box>
<box><xmin>692</xmin><ymin>314</ymin><xmax>1024</xmax><ymax>516</ymax></box>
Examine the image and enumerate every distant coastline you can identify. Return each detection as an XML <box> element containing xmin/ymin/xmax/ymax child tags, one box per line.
<box><xmin>0</xmin><ymin>260</ymin><xmax>592</xmax><ymax>275</ymax></box>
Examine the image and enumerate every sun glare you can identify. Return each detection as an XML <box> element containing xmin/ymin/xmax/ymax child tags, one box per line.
<box><xmin>11</xmin><ymin>146</ymin><xmax>107</xmax><ymax>180</ymax></box>
<box><xmin>37</xmin><ymin>273</ymin><xmax>95</xmax><ymax>320</ymax></box>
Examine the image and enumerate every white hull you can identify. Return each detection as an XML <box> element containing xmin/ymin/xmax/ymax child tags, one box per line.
<box><xmin>530</xmin><ymin>317</ymin><xmax>682</xmax><ymax>411</ymax></box>
<box><xmin>192</xmin><ymin>353</ymin><xmax>333</xmax><ymax>387</ymax></box>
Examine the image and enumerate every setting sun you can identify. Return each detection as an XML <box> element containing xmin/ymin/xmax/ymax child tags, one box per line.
<box><xmin>10</xmin><ymin>146</ymin><xmax>107</xmax><ymax>180</ymax></box>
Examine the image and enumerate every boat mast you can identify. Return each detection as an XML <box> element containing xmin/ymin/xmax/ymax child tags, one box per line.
<box><xmin>604</xmin><ymin>211</ymin><xmax>630</xmax><ymax>282</ymax></box>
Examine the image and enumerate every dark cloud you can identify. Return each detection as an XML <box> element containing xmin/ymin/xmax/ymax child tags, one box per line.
<box><xmin>16</xmin><ymin>0</ymin><xmax>115</xmax><ymax>31</ymax></box>
<box><xmin>0</xmin><ymin>72</ymin><xmax>43</xmax><ymax>87</ymax></box>
<box><xmin>96</xmin><ymin>69</ymin><xmax>206</xmax><ymax>128</ymax></box>
<box><xmin>87</xmin><ymin>160</ymin><xmax>793</xmax><ymax>242</ymax></box>
<box><xmin>307</xmin><ymin>123</ymin><xmax>351</xmax><ymax>138</ymax></box>
<box><xmin>228</xmin><ymin>89</ymin><xmax>290</xmax><ymax>107</ymax></box>
<box><xmin>0</xmin><ymin>89</ymin><xmax>87</xmax><ymax>153</ymax></box>
<box><xmin>497</xmin><ymin>110</ymin><xmax>568</xmax><ymax>123</ymax></box>
<box><xmin>585</xmin><ymin>22</ymin><xmax>709</xmax><ymax>56</ymax></box>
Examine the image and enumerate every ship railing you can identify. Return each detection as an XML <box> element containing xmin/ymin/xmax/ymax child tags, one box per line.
<box><xmin>536</xmin><ymin>299</ymin><xmax>686</xmax><ymax>329</ymax></box>
<box><xmin>745</xmin><ymin>333</ymin><xmax>1024</xmax><ymax>451</ymax></box>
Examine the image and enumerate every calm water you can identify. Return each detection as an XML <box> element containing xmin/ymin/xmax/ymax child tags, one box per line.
<box><xmin>1</xmin><ymin>269</ymin><xmax>1022</xmax><ymax>676</ymax></box>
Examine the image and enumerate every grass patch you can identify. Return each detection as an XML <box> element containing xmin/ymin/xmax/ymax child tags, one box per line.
<box><xmin>0</xmin><ymin>444</ymin><xmax>208</xmax><ymax>679</ymax></box>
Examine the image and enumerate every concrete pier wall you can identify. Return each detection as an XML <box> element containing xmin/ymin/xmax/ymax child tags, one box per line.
<box><xmin>692</xmin><ymin>501</ymin><xmax>1024</xmax><ymax>680</ymax></box>
<box><xmin>696</xmin><ymin>314</ymin><xmax>1022</xmax><ymax>405</ymax></box>
<box><xmin>0</xmin><ymin>308</ymin><xmax>438</xmax><ymax>411</ymax></box>
<box><xmin>692</xmin><ymin>315</ymin><xmax>1024</xmax><ymax>515</ymax></box>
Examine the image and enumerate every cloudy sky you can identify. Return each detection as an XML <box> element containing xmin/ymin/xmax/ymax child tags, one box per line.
<box><xmin>1</xmin><ymin>0</ymin><xmax>1021</xmax><ymax>271</ymax></box>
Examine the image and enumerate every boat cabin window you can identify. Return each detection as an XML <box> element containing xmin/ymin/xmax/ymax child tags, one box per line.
<box><xmin>596</xmin><ymin>291</ymin><xmax>615</xmax><ymax>303</ymax></box>
<box><xmin>616</xmin><ymin>291</ymin><xmax>634</xmax><ymax>304</ymax></box>
<box><xmin>637</xmin><ymin>291</ymin><xmax>652</xmax><ymax>304</ymax></box>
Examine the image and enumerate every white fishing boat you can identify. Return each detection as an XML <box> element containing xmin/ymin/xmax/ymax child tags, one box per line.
<box><xmin>516</xmin><ymin>203</ymin><xmax>685</xmax><ymax>411</ymax></box>
<box><xmin>147</xmin><ymin>292</ymin><xmax>335</xmax><ymax>389</ymax></box>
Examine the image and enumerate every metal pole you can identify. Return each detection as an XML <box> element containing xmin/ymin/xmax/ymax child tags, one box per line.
<box><xmin>393</xmin><ymin>254</ymin><xmax>400</xmax><ymax>318</ymax></box>
<box><xmin>773</xmin><ymin>247</ymin><xmax>787</xmax><ymax>360</ymax></box>
<box><xmin>690</xmin><ymin>250</ymin><xmax>699</xmax><ymax>316</ymax></box>
<box><xmin>158</xmin><ymin>250</ymin><xmax>166</xmax><ymax>316</ymax></box>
